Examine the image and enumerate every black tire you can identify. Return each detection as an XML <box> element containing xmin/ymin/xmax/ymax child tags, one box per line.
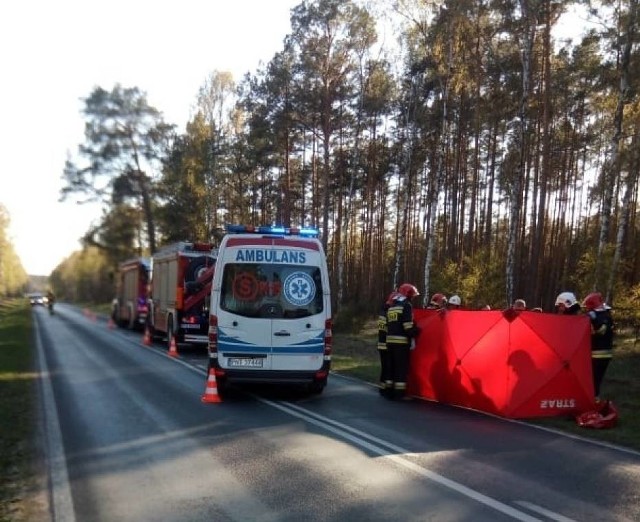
<box><xmin>216</xmin><ymin>376</ymin><xmax>228</xmax><ymax>396</ymax></box>
<box><xmin>147</xmin><ymin>322</ymin><xmax>157</xmax><ymax>341</ymax></box>
<box><xmin>128</xmin><ymin>305</ymin><xmax>136</xmax><ymax>330</ymax></box>
<box><xmin>166</xmin><ymin>316</ymin><xmax>174</xmax><ymax>350</ymax></box>
<box><xmin>186</xmin><ymin>256</ymin><xmax>212</xmax><ymax>283</ymax></box>
<box><xmin>308</xmin><ymin>380</ymin><xmax>326</xmax><ymax>395</ymax></box>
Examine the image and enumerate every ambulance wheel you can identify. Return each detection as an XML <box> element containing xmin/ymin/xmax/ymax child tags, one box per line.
<box><xmin>308</xmin><ymin>380</ymin><xmax>325</xmax><ymax>395</ymax></box>
<box><xmin>216</xmin><ymin>377</ymin><xmax>228</xmax><ymax>396</ymax></box>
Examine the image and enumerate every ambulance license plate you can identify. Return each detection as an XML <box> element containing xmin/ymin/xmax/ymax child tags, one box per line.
<box><xmin>228</xmin><ymin>357</ymin><xmax>263</xmax><ymax>368</ymax></box>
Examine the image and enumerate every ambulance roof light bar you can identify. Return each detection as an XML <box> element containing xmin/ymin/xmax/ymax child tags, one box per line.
<box><xmin>225</xmin><ymin>224</ymin><xmax>319</xmax><ymax>238</ymax></box>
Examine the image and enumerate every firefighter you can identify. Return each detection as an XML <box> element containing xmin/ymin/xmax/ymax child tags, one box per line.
<box><xmin>428</xmin><ymin>293</ymin><xmax>447</xmax><ymax>310</ymax></box>
<box><xmin>555</xmin><ymin>291</ymin><xmax>581</xmax><ymax>315</ymax></box>
<box><xmin>385</xmin><ymin>283</ymin><xmax>420</xmax><ymax>400</ymax></box>
<box><xmin>378</xmin><ymin>290</ymin><xmax>401</xmax><ymax>397</ymax></box>
<box><xmin>582</xmin><ymin>292</ymin><xmax>614</xmax><ymax>400</ymax></box>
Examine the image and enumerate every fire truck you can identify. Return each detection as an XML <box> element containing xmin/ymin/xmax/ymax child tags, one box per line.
<box><xmin>111</xmin><ymin>257</ymin><xmax>150</xmax><ymax>330</ymax></box>
<box><xmin>147</xmin><ymin>242</ymin><xmax>217</xmax><ymax>351</ymax></box>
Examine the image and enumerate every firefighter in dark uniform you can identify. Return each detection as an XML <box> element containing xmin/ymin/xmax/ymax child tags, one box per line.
<box><xmin>378</xmin><ymin>290</ymin><xmax>401</xmax><ymax>397</ymax></box>
<box><xmin>582</xmin><ymin>292</ymin><xmax>614</xmax><ymax>400</ymax></box>
<box><xmin>385</xmin><ymin>283</ymin><xmax>420</xmax><ymax>400</ymax></box>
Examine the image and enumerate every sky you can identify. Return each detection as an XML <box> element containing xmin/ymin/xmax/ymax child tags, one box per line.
<box><xmin>0</xmin><ymin>1</ymin><xmax>590</xmax><ymax>277</ymax></box>
<box><xmin>0</xmin><ymin>0</ymin><xmax>300</xmax><ymax>275</ymax></box>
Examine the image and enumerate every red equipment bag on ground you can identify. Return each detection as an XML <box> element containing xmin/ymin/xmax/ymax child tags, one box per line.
<box><xmin>576</xmin><ymin>400</ymin><xmax>618</xmax><ymax>429</ymax></box>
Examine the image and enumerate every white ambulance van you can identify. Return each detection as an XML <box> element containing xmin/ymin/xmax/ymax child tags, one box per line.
<box><xmin>207</xmin><ymin>225</ymin><xmax>332</xmax><ymax>394</ymax></box>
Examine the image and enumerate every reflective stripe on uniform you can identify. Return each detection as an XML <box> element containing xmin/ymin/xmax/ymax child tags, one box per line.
<box><xmin>387</xmin><ymin>335</ymin><xmax>410</xmax><ymax>344</ymax></box>
<box><xmin>592</xmin><ymin>350</ymin><xmax>613</xmax><ymax>359</ymax></box>
<box><xmin>393</xmin><ymin>382</ymin><xmax>407</xmax><ymax>390</ymax></box>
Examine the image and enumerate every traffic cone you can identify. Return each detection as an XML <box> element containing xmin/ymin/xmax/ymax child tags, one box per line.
<box><xmin>168</xmin><ymin>335</ymin><xmax>179</xmax><ymax>357</ymax></box>
<box><xmin>143</xmin><ymin>326</ymin><xmax>152</xmax><ymax>346</ymax></box>
<box><xmin>201</xmin><ymin>368</ymin><xmax>222</xmax><ymax>403</ymax></box>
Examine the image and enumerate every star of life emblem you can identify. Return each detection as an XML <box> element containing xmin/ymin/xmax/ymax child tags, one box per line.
<box><xmin>283</xmin><ymin>272</ymin><xmax>316</xmax><ymax>306</ymax></box>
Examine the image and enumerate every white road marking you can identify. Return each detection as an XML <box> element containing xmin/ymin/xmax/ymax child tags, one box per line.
<box><xmin>264</xmin><ymin>399</ymin><xmax>542</xmax><ymax>521</ymax></box>
<box><xmin>514</xmin><ymin>500</ymin><xmax>577</xmax><ymax>522</ymax></box>
<box><xmin>35</xmin><ymin>316</ymin><xmax>76</xmax><ymax>522</ymax></box>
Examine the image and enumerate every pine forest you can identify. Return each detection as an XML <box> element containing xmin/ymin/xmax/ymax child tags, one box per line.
<box><xmin>44</xmin><ymin>0</ymin><xmax>640</xmax><ymax>320</ymax></box>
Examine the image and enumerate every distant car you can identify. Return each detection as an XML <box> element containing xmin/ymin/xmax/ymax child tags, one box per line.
<box><xmin>29</xmin><ymin>293</ymin><xmax>45</xmax><ymax>306</ymax></box>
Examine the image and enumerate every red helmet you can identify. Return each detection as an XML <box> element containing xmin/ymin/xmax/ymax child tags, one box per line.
<box><xmin>398</xmin><ymin>283</ymin><xmax>420</xmax><ymax>299</ymax></box>
<box><xmin>385</xmin><ymin>291</ymin><xmax>402</xmax><ymax>305</ymax></box>
<box><xmin>582</xmin><ymin>292</ymin><xmax>604</xmax><ymax>311</ymax></box>
<box><xmin>430</xmin><ymin>293</ymin><xmax>447</xmax><ymax>307</ymax></box>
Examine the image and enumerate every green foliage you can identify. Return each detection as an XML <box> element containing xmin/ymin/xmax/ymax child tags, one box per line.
<box><xmin>431</xmin><ymin>249</ymin><xmax>507</xmax><ymax>310</ymax></box>
<box><xmin>333</xmin><ymin>302</ymin><xmax>372</xmax><ymax>333</ymax></box>
<box><xmin>157</xmin><ymin>116</ymin><xmax>218</xmax><ymax>244</ymax></box>
<box><xmin>49</xmin><ymin>247</ymin><xmax>113</xmax><ymax>303</ymax></box>
<box><xmin>61</xmin><ymin>84</ymin><xmax>176</xmax><ymax>254</ymax></box>
<box><xmin>48</xmin><ymin>0</ymin><xmax>640</xmax><ymax>329</ymax></box>
<box><xmin>0</xmin><ymin>204</ymin><xmax>29</xmax><ymax>297</ymax></box>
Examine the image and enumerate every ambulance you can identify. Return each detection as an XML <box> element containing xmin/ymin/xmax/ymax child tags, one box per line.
<box><xmin>207</xmin><ymin>225</ymin><xmax>332</xmax><ymax>394</ymax></box>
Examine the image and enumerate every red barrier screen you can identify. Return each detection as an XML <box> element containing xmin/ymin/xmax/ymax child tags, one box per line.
<box><xmin>407</xmin><ymin>309</ymin><xmax>595</xmax><ymax>418</ymax></box>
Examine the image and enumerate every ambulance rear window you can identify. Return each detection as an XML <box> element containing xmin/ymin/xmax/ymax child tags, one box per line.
<box><xmin>220</xmin><ymin>263</ymin><xmax>324</xmax><ymax>318</ymax></box>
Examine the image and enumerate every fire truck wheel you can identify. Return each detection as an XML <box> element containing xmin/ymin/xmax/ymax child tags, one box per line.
<box><xmin>113</xmin><ymin>305</ymin><xmax>126</xmax><ymax>328</ymax></box>
<box><xmin>186</xmin><ymin>256</ymin><xmax>211</xmax><ymax>282</ymax></box>
<box><xmin>166</xmin><ymin>316</ymin><xmax>174</xmax><ymax>350</ymax></box>
<box><xmin>128</xmin><ymin>305</ymin><xmax>136</xmax><ymax>330</ymax></box>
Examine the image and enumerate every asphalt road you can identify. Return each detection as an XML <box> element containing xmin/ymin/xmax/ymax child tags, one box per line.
<box><xmin>33</xmin><ymin>304</ymin><xmax>640</xmax><ymax>521</ymax></box>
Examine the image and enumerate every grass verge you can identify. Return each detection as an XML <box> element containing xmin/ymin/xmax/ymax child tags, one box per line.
<box><xmin>0</xmin><ymin>299</ymin><xmax>46</xmax><ymax>522</ymax></box>
<box><xmin>331</xmin><ymin>319</ymin><xmax>640</xmax><ymax>453</ymax></box>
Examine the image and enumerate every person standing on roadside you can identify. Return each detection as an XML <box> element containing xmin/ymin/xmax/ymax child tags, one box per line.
<box><xmin>448</xmin><ymin>295</ymin><xmax>462</xmax><ymax>310</ymax></box>
<box><xmin>385</xmin><ymin>283</ymin><xmax>420</xmax><ymax>400</ymax></box>
<box><xmin>46</xmin><ymin>289</ymin><xmax>56</xmax><ymax>315</ymax></box>
<box><xmin>512</xmin><ymin>299</ymin><xmax>527</xmax><ymax>311</ymax></box>
<box><xmin>377</xmin><ymin>290</ymin><xmax>401</xmax><ymax>398</ymax></box>
<box><xmin>555</xmin><ymin>291</ymin><xmax>581</xmax><ymax>315</ymax></box>
<box><xmin>582</xmin><ymin>292</ymin><xmax>615</xmax><ymax>400</ymax></box>
<box><xmin>427</xmin><ymin>293</ymin><xmax>447</xmax><ymax>310</ymax></box>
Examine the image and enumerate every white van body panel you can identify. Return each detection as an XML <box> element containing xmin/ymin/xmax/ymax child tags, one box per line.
<box><xmin>209</xmin><ymin>231</ymin><xmax>331</xmax><ymax>386</ymax></box>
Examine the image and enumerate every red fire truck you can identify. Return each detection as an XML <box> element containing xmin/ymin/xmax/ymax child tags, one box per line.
<box><xmin>111</xmin><ymin>257</ymin><xmax>150</xmax><ymax>330</ymax></box>
<box><xmin>147</xmin><ymin>242</ymin><xmax>216</xmax><ymax>350</ymax></box>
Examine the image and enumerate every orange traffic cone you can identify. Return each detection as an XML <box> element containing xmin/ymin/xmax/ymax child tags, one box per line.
<box><xmin>201</xmin><ymin>368</ymin><xmax>222</xmax><ymax>403</ymax></box>
<box><xmin>143</xmin><ymin>326</ymin><xmax>152</xmax><ymax>346</ymax></box>
<box><xmin>168</xmin><ymin>335</ymin><xmax>179</xmax><ymax>357</ymax></box>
